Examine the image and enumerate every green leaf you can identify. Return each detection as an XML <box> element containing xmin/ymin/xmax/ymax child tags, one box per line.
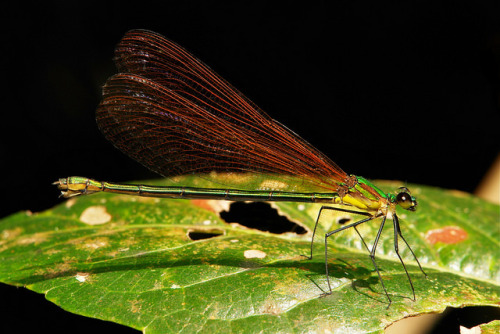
<box><xmin>479</xmin><ymin>319</ymin><xmax>500</xmax><ymax>334</ymax></box>
<box><xmin>0</xmin><ymin>177</ymin><xmax>498</xmax><ymax>333</ymax></box>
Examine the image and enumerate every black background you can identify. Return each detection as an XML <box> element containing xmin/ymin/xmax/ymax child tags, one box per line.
<box><xmin>1</xmin><ymin>1</ymin><xmax>499</xmax><ymax>333</ymax></box>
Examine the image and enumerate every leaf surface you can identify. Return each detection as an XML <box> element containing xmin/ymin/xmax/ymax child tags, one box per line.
<box><xmin>0</xmin><ymin>176</ymin><xmax>498</xmax><ymax>333</ymax></box>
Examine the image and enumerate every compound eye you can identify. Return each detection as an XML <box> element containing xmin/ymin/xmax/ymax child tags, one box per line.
<box><xmin>396</xmin><ymin>191</ymin><xmax>416</xmax><ymax>210</ymax></box>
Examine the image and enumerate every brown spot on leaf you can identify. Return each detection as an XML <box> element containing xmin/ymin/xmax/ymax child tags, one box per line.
<box><xmin>1</xmin><ymin>227</ymin><xmax>23</xmax><ymax>240</ymax></box>
<box><xmin>79</xmin><ymin>206</ymin><xmax>112</xmax><ymax>225</ymax></box>
<box><xmin>260</xmin><ymin>298</ymin><xmax>283</xmax><ymax>315</ymax></box>
<box><xmin>244</xmin><ymin>249</ymin><xmax>267</xmax><ymax>259</ymax></box>
<box><xmin>75</xmin><ymin>237</ymin><xmax>110</xmax><ymax>250</ymax></box>
<box><xmin>75</xmin><ymin>272</ymin><xmax>91</xmax><ymax>283</ymax></box>
<box><xmin>16</xmin><ymin>232</ymin><xmax>48</xmax><ymax>245</ymax></box>
<box><xmin>39</xmin><ymin>262</ymin><xmax>75</xmax><ymax>279</ymax></box>
<box><xmin>425</xmin><ymin>226</ymin><xmax>468</xmax><ymax>245</ymax></box>
<box><xmin>65</xmin><ymin>198</ymin><xmax>77</xmax><ymax>208</ymax></box>
<box><xmin>129</xmin><ymin>300</ymin><xmax>142</xmax><ymax>313</ymax></box>
<box><xmin>191</xmin><ymin>199</ymin><xmax>229</xmax><ymax>213</ymax></box>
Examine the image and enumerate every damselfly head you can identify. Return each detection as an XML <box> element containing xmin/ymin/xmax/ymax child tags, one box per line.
<box><xmin>395</xmin><ymin>187</ymin><xmax>417</xmax><ymax>211</ymax></box>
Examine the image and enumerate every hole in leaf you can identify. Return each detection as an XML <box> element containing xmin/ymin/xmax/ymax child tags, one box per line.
<box><xmin>337</xmin><ymin>216</ymin><xmax>351</xmax><ymax>225</ymax></box>
<box><xmin>219</xmin><ymin>202</ymin><xmax>307</xmax><ymax>234</ymax></box>
<box><xmin>428</xmin><ymin>306</ymin><xmax>500</xmax><ymax>333</ymax></box>
<box><xmin>187</xmin><ymin>229</ymin><xmax>224</xmax><ymax>241</ymax></box>
<box><xmin>386</xmin><ymin>306</ymin><xmax>500</xmax><ymax>334</ymax></box>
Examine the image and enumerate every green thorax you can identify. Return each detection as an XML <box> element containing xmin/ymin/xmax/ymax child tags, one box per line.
<box><xmin>340</xmin><ymin>175</ymin><xmax>389</xmax><ymax>211</ymax></box>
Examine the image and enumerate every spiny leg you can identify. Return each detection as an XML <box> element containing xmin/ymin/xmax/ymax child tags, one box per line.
<box><xmin>309</xmin><ymin>207</ymin><xmax>394</xmax><ymax>305</ymax></box>
<box><xmin>309</xmin><ymin>207</ymin><xmax>424</xmax><ymax>306</ymax></box>
<box><xmin>354</xmin><ymin>226</ymin><xmax>371</xmax><ymax>253</ymax></box>
<box><xmin>393</xmin><ymin>214</ymin><xmax>427</xmax><ymax>278</ymax></box>
<box><xmin>322</xmin><ymin>213</ymin><xmax>376</xmax><ymax>295</ymax></box>
<box><xmin>392</xmin><ymin>214</ymin><xmax>427</xmax><ymax>301</ymax></box>
<box><xmin>368</xmin><ymin>216</ymin><xmax>393</xmax><ymax>307</ymax></box>
<box><xmin>307</xmin><ymin>206</ymin><xmax>330</xmax><ymax>260</ymax></box>
<box><xmin>308</xmin><ymin>206</ymin><xmax>372</xmax><ymax>260</ymax></box>
<box><xmin>392</xmin><ymin>214</ymin><xmax>416</xmax><ymax>300</ymax></box>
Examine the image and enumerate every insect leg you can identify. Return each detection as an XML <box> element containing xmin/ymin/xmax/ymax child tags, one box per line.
<box><xmin>392</xmin><ymin>214</ymin><xmax>427</xmax><ymax>301</ymax></box>
<box><xmin>308</xmin><ymin>206</ymin><xmax>372</xmax><ymax>259</ymax></box>
<box><xmin>368</xmin><ymin>215</ymin><xmax>392</xmax><ymax>306</ymax></box>
<box><xmin>320</xmin><ymin>208</ymin><xmax>375</xmax><ymax>295</ymax></box>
